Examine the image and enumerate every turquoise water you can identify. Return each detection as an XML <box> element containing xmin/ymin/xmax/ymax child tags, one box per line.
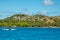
<box><xmin>0</xmin><ymin>28</ymin><xmax>60</xmax><ymax>40</ymax></box>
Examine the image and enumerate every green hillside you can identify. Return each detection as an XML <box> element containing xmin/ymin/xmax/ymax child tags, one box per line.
<box><xmin>0</xmin><ymin>14</ymin><xmax>60</xmax><ymax>27</ymax></box>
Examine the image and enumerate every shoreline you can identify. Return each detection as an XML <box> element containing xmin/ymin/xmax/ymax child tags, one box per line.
<box><xmin>0</xmin><ymin>26</ymin><xmax>60</xmax><ymax>28</ymax></box>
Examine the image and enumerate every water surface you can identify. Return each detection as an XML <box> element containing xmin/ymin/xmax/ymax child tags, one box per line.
<box><xmin>0</xmin><ymin>28</ymin><xmax>60</xmax><ymax>40</ymax></box>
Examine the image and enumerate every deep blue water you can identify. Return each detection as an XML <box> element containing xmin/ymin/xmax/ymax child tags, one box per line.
<box><xmin>0</xmin><ymin>28</ymin><xmax>60</xmax><ymax>40</ymax></box>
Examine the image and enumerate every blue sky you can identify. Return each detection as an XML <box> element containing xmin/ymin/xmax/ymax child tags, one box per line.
<box><xmin>0</xmin><ymin>0</ymin><xmax>60</xmax><ymax>19</ymax></box>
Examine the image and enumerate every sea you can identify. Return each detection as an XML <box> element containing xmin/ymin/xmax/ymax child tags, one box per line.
<box><xmin>0</xmin><ymin>27</ymin><xmax>60</xmax><ymax>40</ymax></box>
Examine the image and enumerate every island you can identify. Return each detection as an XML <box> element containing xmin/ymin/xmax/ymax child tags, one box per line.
<box><xmin>0</xmin><ymin>13</ymin><xmax>60</xmax><ymax>28</ymax></box>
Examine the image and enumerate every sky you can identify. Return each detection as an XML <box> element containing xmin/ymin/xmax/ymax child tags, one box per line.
<box><xmin>0</xmin><ymin>0</ymin><xmax>60</xmax><ymax>19</ymax></box>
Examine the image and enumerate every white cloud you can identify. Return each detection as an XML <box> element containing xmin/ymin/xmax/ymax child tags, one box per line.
<box><xmin>44</xmin><ymin>0</ymin><xmax>54</xmax><ymax>5</ymax></box>
<box><xmin>42</xmin><ymin>10</ymin><xmax>48</xmax><ymax>15</ymax></box>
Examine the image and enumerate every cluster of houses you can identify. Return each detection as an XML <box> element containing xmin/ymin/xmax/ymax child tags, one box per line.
<box><xmin>12</xmin><ymin>15</ymin><xmax>54</xmax><ymax>23</ymax></box>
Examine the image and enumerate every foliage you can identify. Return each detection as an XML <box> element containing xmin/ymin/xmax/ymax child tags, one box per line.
<box><xmin>0</xmin><ymin>14</ymin><xmax>60</xmax><ymax>27</ymax></box>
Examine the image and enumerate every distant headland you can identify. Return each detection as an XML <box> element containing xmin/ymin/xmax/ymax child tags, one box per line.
<box><xmin>0</xmin><ymin>14</ymin><xmax>60</xmax><ymax>28</ymax></box>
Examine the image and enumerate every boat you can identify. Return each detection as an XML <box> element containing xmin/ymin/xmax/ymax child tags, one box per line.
<box><xmin>2</xmin><ymin>29</ymin><xmax>9</xmax><ymax>30</ymax></box>
<box><xmin>11</xmin><ymin>29</ymin><xmax>16</xmax><ymax>30</ymax></box>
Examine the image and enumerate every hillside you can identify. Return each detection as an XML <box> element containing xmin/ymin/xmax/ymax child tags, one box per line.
<box><xmin>0</xmin><ymin>14</ymin><xmax>60</xmax><ymax>27</ymax></box>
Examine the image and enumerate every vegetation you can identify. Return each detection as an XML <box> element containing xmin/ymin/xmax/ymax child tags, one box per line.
<box><xmin>0</xmin><ymin>14</ymin><xmax>60</xmax><ymax>27</ymax></box>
